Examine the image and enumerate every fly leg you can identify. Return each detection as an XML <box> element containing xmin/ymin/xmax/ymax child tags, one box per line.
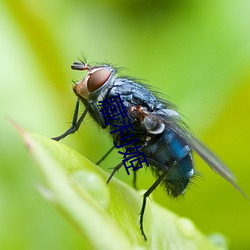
<box><xmin>106</xmin><ymin>162</ymin><xmax>123</xmax><ymax>184</ymax></box>
<box><xmin>106</xmin><ymin>160</ymin><xmax>138</xmax><ymax>189</ymax></box>
<box><xmin>132</xmin><ymin>163</ymin><xmax>139</xmax><ymax>189</ymax></box>
<box><xmin>140</xmin><ymin>172</ymin><xmax>167</xmax><ymax>240</ymax></box>
<box><xmin>52</xmin><ymin>100</ymin><xmax>89</xmax><ymax>141</ymax></box>
<box><xmin>96</xmin><ymin>146</ymin><xmax>115</xmax><ymax>165</ymax></box>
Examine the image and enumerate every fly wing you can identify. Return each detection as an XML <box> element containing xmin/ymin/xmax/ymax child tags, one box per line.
<box><xmin>171</xmin><ymin>123</ymin><xmax>247</xmax><ymax>198</ymax></box>
<box><xmin>151</xmin><ymin>110</ymin><xmax>247</xmax><ymax>198</ymax></box>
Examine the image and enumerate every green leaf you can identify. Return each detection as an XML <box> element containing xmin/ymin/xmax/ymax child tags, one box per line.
<box><xmin>19</xmin><ymin>128</ymin><xmax>226</xmax><ymax>250</ymax></box>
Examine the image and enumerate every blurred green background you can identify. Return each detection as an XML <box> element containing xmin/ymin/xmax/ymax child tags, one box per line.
<box><xmin>1</xmin><ymin>0</ymin><xmax>250</xmax><ymax>249</ymax></box>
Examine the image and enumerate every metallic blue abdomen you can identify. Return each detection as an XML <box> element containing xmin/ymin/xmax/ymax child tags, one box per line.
<box><xmin>142</xmin><ymin>128</ymin><xmax>194</xmax><ymax>197</ymax></box>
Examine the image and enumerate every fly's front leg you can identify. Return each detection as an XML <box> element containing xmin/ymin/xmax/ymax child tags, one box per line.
<box><xmin>52</xmin><ymin>99</ymin><xmax>89</xmax><ymax>141</ymax></box>
<box><xmin>89</xmin><ymin>100</ymin><xmax>106</xmax><ymax>128</ymax></box>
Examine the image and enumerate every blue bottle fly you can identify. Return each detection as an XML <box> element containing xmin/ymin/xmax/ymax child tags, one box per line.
<box><xmin>52</xmin><ymin>60</ymin><xmax>246</xmax><ymax>240</ymax></box>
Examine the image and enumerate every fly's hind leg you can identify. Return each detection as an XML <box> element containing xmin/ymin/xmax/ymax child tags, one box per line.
<box><xmin>140</xmin><ymin>172</ymin><xmax>167</xmax><ymax>240</ymax></box>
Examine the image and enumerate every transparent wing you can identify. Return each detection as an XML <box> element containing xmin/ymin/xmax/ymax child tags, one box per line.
<box><xmin>148</xmin><ymin>110</ymin><xmax>247</xmax><ymax>198</ymax></box>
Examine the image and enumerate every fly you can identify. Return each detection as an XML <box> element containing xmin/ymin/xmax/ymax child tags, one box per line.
<box><xmin>52</xmin><ymin>60</ymin><xmax>247</xmax><ymax>240</ymax></box>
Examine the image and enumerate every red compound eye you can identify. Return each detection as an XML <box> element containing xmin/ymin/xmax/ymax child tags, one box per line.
<box><xmin>87</xmin><ymin>68</ymin><xmax>111</xmax><ymax>92</ymax></box>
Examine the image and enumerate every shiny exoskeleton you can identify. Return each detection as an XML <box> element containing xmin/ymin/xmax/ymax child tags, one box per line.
<box><xmin>52</xmin><ymin>60</ymin><xmax>246</xmax><ymax>240</ymax></box>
